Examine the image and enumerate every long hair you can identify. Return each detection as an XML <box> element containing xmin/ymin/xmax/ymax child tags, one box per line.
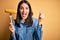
<box><xmin>15</xmin><ymin>0</ymin><xmax>33</xmax><ymax>27</ymax></box>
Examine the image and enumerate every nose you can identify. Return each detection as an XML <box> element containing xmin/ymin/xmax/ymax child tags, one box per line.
<box><xmin>23</xmin><ymin>8</ymin><xmax>26</xmax><ymax>13</ymax></box>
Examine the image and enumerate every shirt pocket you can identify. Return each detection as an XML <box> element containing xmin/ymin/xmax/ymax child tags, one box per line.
<box><xmin>27</xmin><ymin>27</ymin><xmax>34</xmax><ymax>34</ymax></box>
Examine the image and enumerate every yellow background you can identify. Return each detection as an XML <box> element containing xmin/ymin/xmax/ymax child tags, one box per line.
<box><xmin>0</xmin><ymin>0</ymin><xmax>60</xmax><ymax>40</ymax></box>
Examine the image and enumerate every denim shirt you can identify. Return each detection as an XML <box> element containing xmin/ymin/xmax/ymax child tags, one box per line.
<box><xmin>10</xmin><ymin>18</ymin><xmax>43</xmax><ymax>40</ymax></box>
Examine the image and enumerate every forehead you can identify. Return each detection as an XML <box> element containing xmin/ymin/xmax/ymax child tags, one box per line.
<box><xmin>20</xmin><ymin>3</ymin><xmax>29</xmax><ymax>7</ymax></box>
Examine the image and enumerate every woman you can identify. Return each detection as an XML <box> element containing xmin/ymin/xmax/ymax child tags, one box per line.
<box><xmin>9</xmin><ymin>0</ymin><xmax>43</xmax><ymax>40</ymax></box>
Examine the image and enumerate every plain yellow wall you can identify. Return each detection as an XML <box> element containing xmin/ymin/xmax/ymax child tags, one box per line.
<box><xmin>0</xmin><ymin>0</ymin><xmax>60</xmax><ymax>40</ymax></box>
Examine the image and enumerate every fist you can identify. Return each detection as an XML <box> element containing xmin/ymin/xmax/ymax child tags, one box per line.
<box><xmin>38</xmin><ymin>12</ymin><xmax>45</xmax><ymax>25</ymax></box>
<box><xmin>9</xmin><ymin>23</ymin><xmax>15</xmax><ymax>36</ymax></box>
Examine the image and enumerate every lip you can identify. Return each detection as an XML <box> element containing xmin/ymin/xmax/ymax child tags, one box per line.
<box><xmin>22</xmin><ymin>13</ymin><xmax>26</xmax><ymax>17</ymax></box>
<box><xmin>22</xmin><ymin>15</ymin><xmax>25</xmax><ymax>17</ymax></box>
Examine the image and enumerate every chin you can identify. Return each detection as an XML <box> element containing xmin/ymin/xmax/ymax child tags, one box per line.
<box><xmin>22</xmin><ymin>17</ymin><xmax>27</xmax><ymax>20</ymax></box>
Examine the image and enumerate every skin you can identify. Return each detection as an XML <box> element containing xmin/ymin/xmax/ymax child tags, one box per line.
<box><xmin>9</xmin><ymin>3</ymin><xmax>44</xmax><ymax>36</ymax></box>
<box><xmin>19</xmin><ymin>3</ymin><xmax>29</xmax><ymax>22</ymax></box>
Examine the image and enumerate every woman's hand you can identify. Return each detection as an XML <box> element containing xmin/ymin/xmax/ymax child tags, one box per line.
<box><xmin>38</xmin><ymin>12</ymin><xmax>45</xmax><ymax>25</ymax></box>
<box><xmin>9</xmin><ymin>23</ymin><xmax>15</xmax><ymax>36</ymax></box>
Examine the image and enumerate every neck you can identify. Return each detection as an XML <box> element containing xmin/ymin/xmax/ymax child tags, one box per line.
<box><xmin>22</xmin><ymin>19</ymin><xmax>25</xmax><ymax>23</ymax></box>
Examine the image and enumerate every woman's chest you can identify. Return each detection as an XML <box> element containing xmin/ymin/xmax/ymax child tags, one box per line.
<box><xmin>16</xmin><ymin>24</ymin><xmax>35</xmax><ymax>36</ymax></box>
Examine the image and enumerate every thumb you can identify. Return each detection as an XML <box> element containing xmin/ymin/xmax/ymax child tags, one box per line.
<box><xmin>39</xmin><ymin>12</ymin><xmax>45</xmax><ymax>19</ymax></box>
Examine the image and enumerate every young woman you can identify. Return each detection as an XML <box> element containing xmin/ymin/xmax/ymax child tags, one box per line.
<box><xmin>9</xmin><ymin>0</ymin><xmax>44</xmax><ymax>40</ymax></box>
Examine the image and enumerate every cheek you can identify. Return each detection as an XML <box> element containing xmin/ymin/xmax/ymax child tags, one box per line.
<box><xmin>27</xmin><ymin>9</ymin><xmax>29</xmax><ymax>14</ymax></box>
<box><xmin>20</xmin><ymin>9</ymin><xmax>23</xmax><ymax>13</ymax></box>
<box><xmin>20</xmin><ymin>10</ymin><xmax>23</xmax><ymax>16</ymax></box>
<box><xmin>26</xmin><ymin>10</ymin><xmax>29</xmax><ymax>16</ymax></box>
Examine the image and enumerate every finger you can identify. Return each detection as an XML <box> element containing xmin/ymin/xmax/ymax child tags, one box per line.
<box><xmin>39</xmin><ymin>12</ymin><xmax>41</xmax><ymax>19</ymax></box>
<box><xmin>9</xmin><ymin>26</ymin><xmax>13</xmax><ymax>30</ymax></box>
<box><xmin>41</xmin><ymin>13</ymin><xmax>45</xmax><ymax>19</ymax></box>
<box><xmin>9</xmin><ymin>23</ymin><xmax>14</xmax><ymax>27</ymax></box>
<box><xmin>9</xmin><ymin>23</ymin><xmax>12</xmax><ymax>26</ymax></box>
<box><xmin>9</xmin><ymin>26</ymin><xmax>14</xmax><ymax>32</ymax></box>
<box><xmin>9</xmin><ymin>23</ymin><xmax>15</xmax><ymax>30</ymax></box>
<box><xmin>39</xmin><ymin>12</ymin><xmax>45</xmax><ymax>19</ymax></box>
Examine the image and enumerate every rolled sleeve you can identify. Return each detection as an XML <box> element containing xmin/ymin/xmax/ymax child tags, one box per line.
<box><xmin>10</xmin><ymin>32</ymin><xmax>16</xmax><ymax>40</ymax></box>
<box><xmin>37</xmin><ymin>24</ymin><xmax>43</xmax><ymax>40</ymax></box>
<box><xmin>33</xmin><ymin>18</ymin><xmax>43</xmax><ymax>40</ymax></box>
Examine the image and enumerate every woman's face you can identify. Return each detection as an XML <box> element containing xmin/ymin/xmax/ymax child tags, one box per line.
<box><xmin>19</xmin><ymin>3</ymin><xmax>29</xmax><ymax>20</ymax></box>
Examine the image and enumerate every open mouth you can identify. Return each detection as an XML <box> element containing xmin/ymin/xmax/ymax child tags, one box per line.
<box><xmin>22</xmin><ymin>13</ymin><xmax>27</xmax><ymax>17</ymax></box>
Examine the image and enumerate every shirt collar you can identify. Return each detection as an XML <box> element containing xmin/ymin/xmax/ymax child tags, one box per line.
<box><xmin>20</xmin><ymin>20</ymin><xmax>28</xmax><ymax>25</ymax></box>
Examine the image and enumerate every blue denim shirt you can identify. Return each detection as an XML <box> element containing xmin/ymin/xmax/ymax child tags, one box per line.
<box><xmin>10</xmin><ymin>18</ymin><xmax>43</xmax><ymax>40</ymax></box>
